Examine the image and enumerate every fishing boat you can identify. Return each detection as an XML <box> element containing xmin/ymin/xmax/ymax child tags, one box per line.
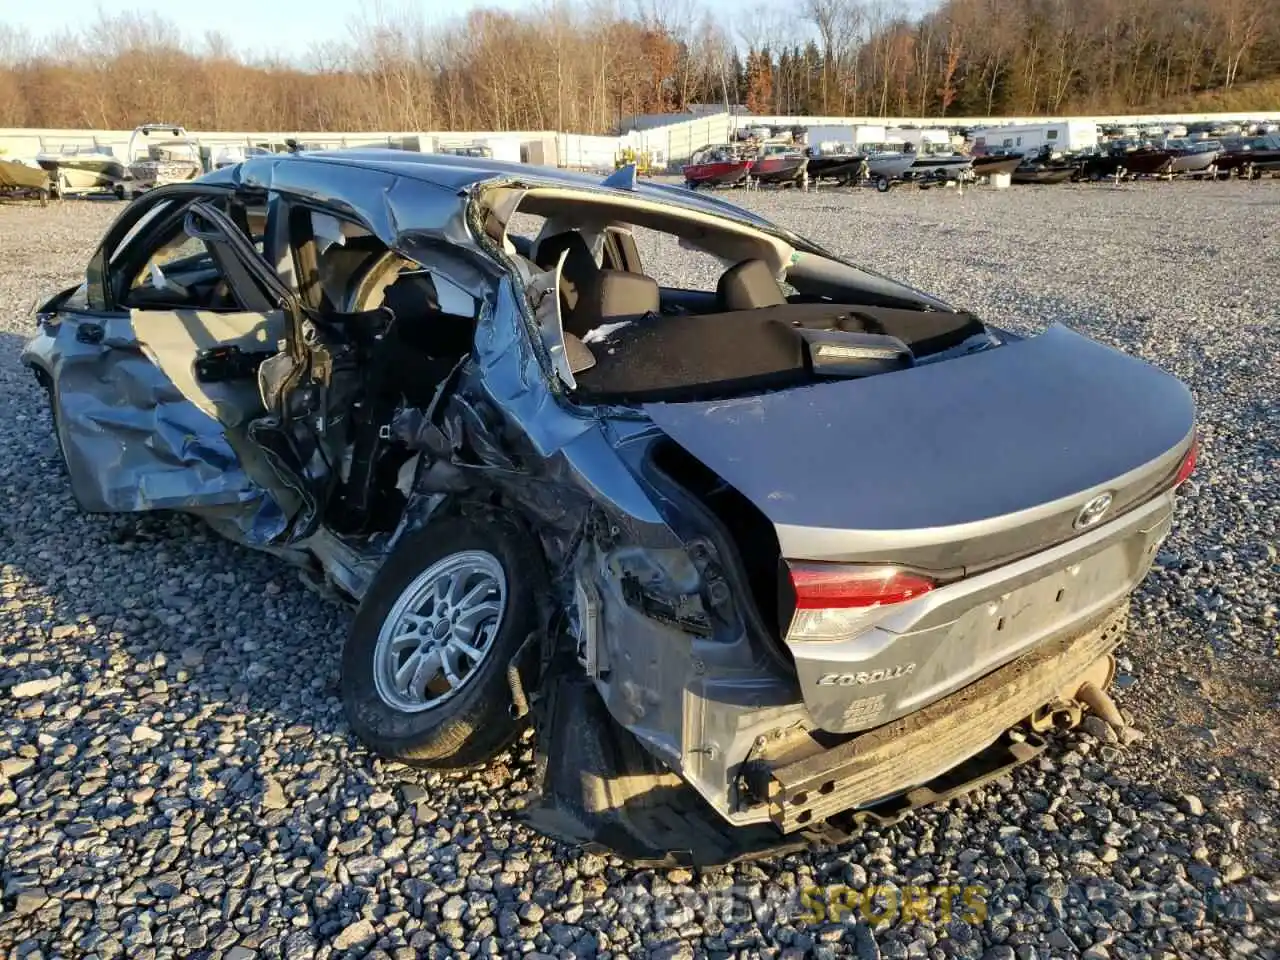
<box><xmin>1011</xmin><ymin>164</ymin><xmax>1077</xmax><ymax>185</ymax></box>
<box><xmin>682</xmin><ymin>145</ymin><xmax>751</xmax><ymax>189</ymax></box>
<box><xmin>865</xmin><ymin>148</ymin><xmax>972</xmax><ymax>190</ymax></box>
<box><xmin>1119</xmin><ymin>148</ymin><xmax>1176</xmax><ymax>177</ymax></box>
<box><xmin>1077</xmin><ymin>146</ymin><xmax>1173</xmax><ymax>180</ymax></box>
<box><xmin>36</xmin><ymin>142</ymin><xmax>126</xmax><ymax>193</ymax></box>
<box><xmin>1215</xmin><ymin>135</ymin><xmax>1280</xmax><ymax>177</ymax></box>
<box><xmin>0</xmin><ymin>158</ymin><xmax>54</xmax><ymax>200</ymax></box>
<box><xmin>437</xmin><ymin>142</ymin><xmax>494</xmax><ymax>159</ymax></box>
<box><xmin>1164</xmin><ymin>140</ymin><xmax>1221</xmax><ymax>176</ymax></box>
<box><xmin>125</xmin><ymin>125</ymin><xmax>203</xmax><ymax>195</ymax></box>
<box><xmin>1010</xmin><ymin>149</ymin><xmax>1077</xmax><ymax>184</ymax></box>
<box><xmin>748</xmin><ymin>143</ymin><xmax>808</xmax><ymax>185</ymax></box>
<box><xmin>970</xmin><ymin>154</ymin><xmax>1023</xmax><ymax>179</ymax></box>
<box><xmin>804</xmin><ymin>149</ymin><xmax>868</xmax><ymax>185</ymax></box>
<box><xmin>1076</xmin><ymin>151</ymin><xmax>1127</xmax><ymax>180</ymax></box>
<box><xmin>212</xmin><ymin>141</ymin><xmax>292</xmax><ymax>169</ymax></box>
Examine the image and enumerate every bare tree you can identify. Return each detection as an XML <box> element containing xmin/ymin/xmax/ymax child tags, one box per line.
<box><xmin>2</xmin><ymin>0</ymin><xmax>1279</xmax><ymax>134</ymax></box>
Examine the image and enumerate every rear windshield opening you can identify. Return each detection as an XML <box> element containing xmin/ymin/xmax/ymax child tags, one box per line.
<box><xmin>495</xmin><ymin>187</ymin><xmax>989</xmax><ymax>404</ymax></box>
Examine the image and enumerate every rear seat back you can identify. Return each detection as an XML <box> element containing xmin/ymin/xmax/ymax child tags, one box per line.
<box><xmin>717</xmin><ymin>258</ymin><xmax>786</xmax><ymax>311</ymax></box>
<box><xmin>572</xmin><ymin>269</ymin><xmax>660</xmax><ymax>336</ymax></box>
<box><xmin>575</xmin><ymin>306</ymin><xmax>810</xmax><ymax>401</ymax></box>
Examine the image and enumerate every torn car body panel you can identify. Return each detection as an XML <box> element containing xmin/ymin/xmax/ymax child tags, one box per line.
<box><xmin>24</xmin><ymin>150</ymin><xmax>1197</xmax><ymax>865</ymax></box>
<box><xmin>25</xmin><ymin>305</ymin><xmax>292</xmax><ymax>545</ymax></box>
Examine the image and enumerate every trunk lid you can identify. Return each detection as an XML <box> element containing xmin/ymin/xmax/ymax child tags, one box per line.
<box><xmin>643</xmin><ymin>324</ymin><xmax>1195</xmax><ymax>572</ymax></box>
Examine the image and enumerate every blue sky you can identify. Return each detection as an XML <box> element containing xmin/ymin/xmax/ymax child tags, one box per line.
<box><xmin>5</xmin><ymin>0</ymin><xmax>535</xmax><ymax>59</ymax></box>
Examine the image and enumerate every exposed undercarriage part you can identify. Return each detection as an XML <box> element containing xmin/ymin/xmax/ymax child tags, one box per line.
<box><xmin>23</xmin><ymin>152</ymin><xmax>1195</xmax><ymax>863</ymax></box>
<box><xmin>528</xmin><ymin>608</ymin><xmax>1128</xmax><ymax>866</ymax></box>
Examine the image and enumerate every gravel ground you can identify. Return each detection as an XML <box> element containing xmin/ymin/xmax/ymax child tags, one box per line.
<box><xmin>1</xmin><ymin>183</ymin><xmax>1277</xmax><ymax>959</ymax></box>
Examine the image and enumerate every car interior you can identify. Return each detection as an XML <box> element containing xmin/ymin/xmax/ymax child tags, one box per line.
<box><xmin>106</xmin><ymin>197</ymin><xmax>287</xmax><ymax>436</ymax></box>
<box><xmin>263</xmin><ymin>205</ymin><xmax>485</xmax><ymax>533</ymax></box>
<box><xmin>103</xmin><ymin>186</ymin><xmax>990</xmax><ymax>540</ymax></box>
<box><xmin>500</xmin><ymin>189</ymin><xmax>990</xmax><ymax>403</ymax></box>
<box><xmin>104</xmin><ymin>193</ymin><xmax>484</xmax><ymax>539</ymax></box>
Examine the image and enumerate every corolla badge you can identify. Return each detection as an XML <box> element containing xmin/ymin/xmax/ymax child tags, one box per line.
<box><xmin>1074</xmin><ymin>492</ymin><xmax>1114</xmax><ymax>530</ymax></box>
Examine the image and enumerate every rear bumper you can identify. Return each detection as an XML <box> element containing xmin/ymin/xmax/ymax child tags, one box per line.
<box><xmin>787</xmin><ymin>490</ymin><xmax>1173</xmax><ymax>734</ymax></box>
<box><xmin>764</xmin><ymin>603</ymin><xmax>1127</xmax><ymax>832</ymax></box>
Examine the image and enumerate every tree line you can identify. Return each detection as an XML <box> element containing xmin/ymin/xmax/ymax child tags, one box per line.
<box><xmin>0</xmin><ymin>0</ymin><xmax>1276</xmax><ymax>135</ymax></box>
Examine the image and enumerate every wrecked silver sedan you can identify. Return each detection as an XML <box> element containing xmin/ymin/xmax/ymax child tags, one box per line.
<box><xmin>23</xmin><ymin>152</ymin><xmax>1198</xmax><ymax>864</ymax></box>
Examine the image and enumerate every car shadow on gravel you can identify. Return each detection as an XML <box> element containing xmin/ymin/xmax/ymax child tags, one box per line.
<box><xmin>0</xmin><ymin>323</ymin><xmax>554</xmax><ymax>820</ymax></box>
<box><xmin>1</xmin><ymin>325</ymin><xmax>415</xmax><ymax>777</ymax></box>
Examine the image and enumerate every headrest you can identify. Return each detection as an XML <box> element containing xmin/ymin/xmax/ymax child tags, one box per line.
<box><xmin>717</xmin><ymin>258</ymin><xmax>786</xmax><ymax>311</ymax></box>
<box><xmin>534</xmin><ymin>231</ymin><xmax>598</xmax><ymax>312</ymax></box>
<box><xmin>571</xmin><ymin>269</ymin><xmax>660</xmax><ymax>336</ymax></box>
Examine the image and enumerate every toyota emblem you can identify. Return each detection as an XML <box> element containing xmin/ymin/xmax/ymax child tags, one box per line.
<box><xmin>1074</xmin><ymin>493</ymin><xmax>1114</xmax><ymax>530</ymax></box>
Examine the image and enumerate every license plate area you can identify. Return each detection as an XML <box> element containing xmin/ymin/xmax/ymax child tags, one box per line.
<box><xmin>897</xmin><ymin>532</ymin><xmax>1152</xmax><ymax>712</ymax></box>
<box><xmin>966</xmin><ymin>541</ymin><xmax>1134</xmax><ymax>660</ymax></box>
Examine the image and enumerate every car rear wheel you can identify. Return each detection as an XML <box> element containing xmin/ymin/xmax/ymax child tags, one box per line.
<box><xmin>342</xmin><ymin>513</ymin><xmax>544</xmax><ymax>767</ymax></box>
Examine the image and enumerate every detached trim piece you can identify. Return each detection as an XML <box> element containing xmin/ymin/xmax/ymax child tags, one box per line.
<box><xmin>767</xmin><ymin>604</ymin><xmax>1128</xmax><ymax>832</ymax></box>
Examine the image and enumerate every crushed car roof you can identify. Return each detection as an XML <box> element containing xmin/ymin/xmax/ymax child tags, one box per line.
<box><xmin>208</xmin><ymin>149</ymin><xmax>779</xmax><ymax>233</ymax></box>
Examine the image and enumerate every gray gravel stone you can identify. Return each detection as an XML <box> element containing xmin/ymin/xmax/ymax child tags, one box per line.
<box><xmin>129</xmin><ymin>724</ymin><xmax>162</xmax><ymax>744</ymax></box>
<box><xmin>332</xmin><ymin>918</ymin><xmax>375</xmax><ymax>951</ymax></box>
<box><xmin>1</xmin><ymin>757</ymin><xmax>35</xmax><ymax>778</ymax></box>
<box><xmin>14</xmin><ymin>888</ymin><xmax>48</xmax><ymax>915</ymax></box>
<box><xmin>1080</xmin><ymin>715</ymin><xmax>1119</xmax><ymax>743</ymax></box>
<box><xmin>9</xmin><ymin>676</ymin><xmax>62</xmax><ymax>698</ymax></box>
<box><xmin>261</xmin><ymin>777</ymin><xmax>288</xmax><ymax>811</ymax></box>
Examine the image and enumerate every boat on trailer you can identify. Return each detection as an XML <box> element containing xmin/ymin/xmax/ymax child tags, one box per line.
<box><xmin>1216</xmin><ymin>135</ymin><xmax>1280</xmax><ymax>178</ymax></box>
<box><xmin>970</xmin><ymin>154</ymin><xmax>1023</xmax><ymax>179</ymax></box>
<box><xmin>1116</xmin><ymin>148</ymin><xmax>1176</xmax><ymax>177</ymax></box>
<box><xmin>682</xmin><ymin>145</ymin><xmax>751</xmax><ymax>189</ymax></box>
<box><xmin>36</xmin><ymin>142</ymin><xmax>126</xmax><ymax>194</ymax></box>
<box><xmin>0</xmin><ymin>159</ymin><xmax>54</xmax><ymax>201</ymax></box>
<box><xmin>1011</xmin><ymin>149</ymin><xmax>1077</xmax><ymax>184</ymax></box>
<box><xmin>805</xmin><ymin>150</ymin><xmax>868</xmax><ymax>185</ymax></box>
<box><xmin>1164</xmin><ymin>140</ymin><xmax>1221</xmax><ymax>177</ymax></box>
<box><xmin>866</xmin><ymin>148</ymin><xmax>972</xmax><ymax>191</ymax></box>
<box><xmin>749</xmin><ymin>143</ymin><xmax>808</xmax><ymax>186</ymax></box>
<box><xmin>213</xmin><ymin>140</ymin><xmax>292</xmax><ymax>169</ymax></box>
<box><xmin>124</xmin><ymin>124</ymin><xmax>203</xmax><ymax>196</ymax></box>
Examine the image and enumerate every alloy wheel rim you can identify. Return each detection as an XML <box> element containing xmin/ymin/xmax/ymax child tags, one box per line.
<box><xmin>372</xmin><ymin>550</ymin><xmax>506</xmax><ymax>713</ymax></box>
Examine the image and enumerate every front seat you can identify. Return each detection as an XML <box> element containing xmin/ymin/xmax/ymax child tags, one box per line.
<box><xmin>534</xmin><ymin>231</ymin><xmax>600</xmax><ymax>317</ymax></box>
<box><xmin>717</xmin><ymin>258</ymin><xmax>786</xmax><ymax>311</ymax></box>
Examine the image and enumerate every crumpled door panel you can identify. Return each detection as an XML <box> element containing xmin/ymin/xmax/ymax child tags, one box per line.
<box><xmin>45</xmin><ymin>313</ymin><xmax>292</xmax><ymax>546</ymax></box>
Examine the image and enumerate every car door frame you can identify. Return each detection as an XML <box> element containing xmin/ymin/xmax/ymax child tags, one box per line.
<box><xmin>26</xmin><ymin>184</ymin><xmax>307</xmax><ymax>541</ymax></box>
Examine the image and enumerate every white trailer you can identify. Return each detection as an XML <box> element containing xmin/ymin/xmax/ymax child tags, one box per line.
<box><xmin>969</xmin><ymin>120</ymin><xmax>1098</xmax><ymax>155</ymax></box>
<box><xmin>804</xmin><ymin>124</ymin><xmax>887</xmax><ymax>152</ymax></box>
<box><xmin>887</xmin><ymin>127</ymin><xmax>952</xmax><ymax>150</ymax></box>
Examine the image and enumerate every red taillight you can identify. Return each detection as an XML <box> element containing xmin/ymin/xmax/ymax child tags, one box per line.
<box><xmin>788</xmin><ymin>563</ymin><xmax>936</xmax><ymax>610</ymax></box>
<box><xmin>1173</xmin><ymin>437</ymin><xmax>1198</xmax><ymax>489</ymax></box>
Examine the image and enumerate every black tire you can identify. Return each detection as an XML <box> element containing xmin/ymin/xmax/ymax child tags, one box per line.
<box><xmin>342</xmin><ymin>511</ymin><xmax>545</xmax><ymax>768</ymax></box>
<box><xmin>876</xmin><ymin>177</ymin><xmax>891</xmax><ymax>193</ymax></box>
